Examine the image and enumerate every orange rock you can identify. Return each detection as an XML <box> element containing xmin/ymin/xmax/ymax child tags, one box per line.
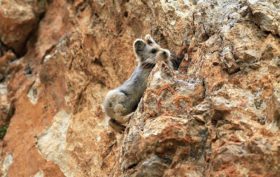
<box><xmin>0</xmin><ymin>0</ymin><xmax>280</xmax><ymax>177</ymax></box>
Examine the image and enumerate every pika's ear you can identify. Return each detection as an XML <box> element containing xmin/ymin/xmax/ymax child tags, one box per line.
<box><xmin>133</xmin><ymin>39</ymin><xmax>146</xmax><ymax>52</ymax></box>
<box><xmin>133</xmin><ymin>39</ymin><xmax>146</xmax><ymax>62</ymax></box>
<box><xmin>144</xmin><ymin>34</ymin><xmax>157</xmax><ymax>45</ymax></box>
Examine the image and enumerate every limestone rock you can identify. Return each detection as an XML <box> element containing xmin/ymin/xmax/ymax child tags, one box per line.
<box><xmin>0</xmin><ymin>0</ymin><xmax>279</xmax><ymax>177</ymax></box>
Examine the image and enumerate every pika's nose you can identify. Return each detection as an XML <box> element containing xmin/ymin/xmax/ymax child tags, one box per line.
<box><xmin>161</xmin><ymin>50</ymin><xmax>168</xmax><ymax>57</ymax></box>
<box><xmin>134</xmin><ymin>40</ymin><xmax>145</xmax><ymax>51</ymax></box>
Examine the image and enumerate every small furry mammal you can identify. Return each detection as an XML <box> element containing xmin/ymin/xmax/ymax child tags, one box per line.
<box><xmin>103</xmin><ymin>35</ymin><xmax>170</xmax><ymax>129</ymax></box>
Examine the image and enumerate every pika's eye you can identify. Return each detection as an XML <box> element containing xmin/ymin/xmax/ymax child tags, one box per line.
<box><xmin>151</xmin><ymin>49</ymin><xmax>158</xmax><ymax>54</ymax></box>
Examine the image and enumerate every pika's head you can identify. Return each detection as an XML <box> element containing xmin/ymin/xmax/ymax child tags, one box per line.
<box><xmin>133</xmin><ymin>34</ymin><xmax>165</xmax><ymax>63</ymax></box>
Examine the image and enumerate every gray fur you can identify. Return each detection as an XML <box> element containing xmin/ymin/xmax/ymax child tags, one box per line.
<box><xmin>103</xmin><ymin>35</ymin><xmax>171</xmax><ymax>124</ymax></box>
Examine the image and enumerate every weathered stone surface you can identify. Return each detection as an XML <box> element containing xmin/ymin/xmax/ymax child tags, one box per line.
<box><xmin>247</xmin><ymin>0</ymin><xmax>280</xmax><ymax>36</ymax></box>
<box><xmin>0</xmin><ymin>0</ymin><xmax>46</xmax><ymax>54</ymax></box>
<box><xmin>0</xmin><ymin>0</ymin><xmax>280</xmax><ymax>177</ymax></box>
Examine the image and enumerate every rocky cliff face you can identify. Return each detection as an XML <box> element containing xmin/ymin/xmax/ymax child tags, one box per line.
<box><xmin>0</xmin><ymin>0</ymin><xmax>280</xmax><ymax>177</ymax></box>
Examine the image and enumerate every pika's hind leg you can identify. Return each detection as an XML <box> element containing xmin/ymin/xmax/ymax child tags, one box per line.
<box><xmin>110</xmin><ymin>92</ymin><xmax>131</xmax><ymax>124</ymax></box>
<box><xmin>114</xmin><ymin>107</ymin><xmax>130</xmax><ymax>124</ymax></box>
<box><xmin>104</xmin><ymin>90</ymin><xmax>128</xmax><ymax>122</ymax></box>
<box><xmin>113</xmin><ymin>103</ymin><xmax>127</xmax><ymax>120</ymax></box>
<box><xmin>109</xmin><ymin>118</ymin><xmax>126</xmax><ymax>133</ymax></box>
